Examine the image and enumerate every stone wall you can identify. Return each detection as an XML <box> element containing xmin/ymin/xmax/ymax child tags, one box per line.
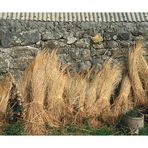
<box><xmin>0</xmin><ymin>20</ymin><xmax>148</xmax><ymax>79</ymax></box>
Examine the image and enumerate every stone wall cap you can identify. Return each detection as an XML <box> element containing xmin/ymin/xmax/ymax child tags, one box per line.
<box><xmin>0</xmin><ymin>12</ymin><xmax>148</xmax><ymax>22</ymax></box>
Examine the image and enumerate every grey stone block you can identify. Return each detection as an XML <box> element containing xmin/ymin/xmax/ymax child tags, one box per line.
<box><xmin>67</xmin><ymin>36</ymin><xmax>77</xmax><ymax>44</ymax></box>
<box><xmin>118</xmin><ymin>32</ymin><xmax>130</xmax><ymax>40</ymax></box>
<box><xmin>75</xmin><ymin>38</ymin><xmax>90</xmax><ymax>48</ymax></box>
<box><xmin>106</xmin><ymin>41</ymin><xmax>119</xmax><ymax>48</ymax></box>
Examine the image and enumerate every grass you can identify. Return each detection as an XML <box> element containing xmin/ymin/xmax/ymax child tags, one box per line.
<box><xmin>46</xmin><ymin>124</ymin><xmax>117</xmax><ymax>135</ymax></box>
<box><xmin>2</xmin><ymin>121</ymin><xmax>116</xmax><ymax>135</ymax></box>
<box><xmin>3</xmin><ymin>121</ymin><xmax>24</xmax><ymax>135</ymax></box>
<box><xmin>1</xmin><ymin>112</ymin><xmax>148</xmax><ymax>135</ymax></box>
<box><xmin>126</xmin><ymin>109</ymin><xmax>143</xmax><ymax>118</ymax></box>
<box><xmin>139</xmin><ymin>124</ymin><xmax>148</xmax><ymax>135</ymax></box>
<box><xmin>2</xmin><ymin>119</ymin><xmax>148</xmax><ymax>135</ymax></box>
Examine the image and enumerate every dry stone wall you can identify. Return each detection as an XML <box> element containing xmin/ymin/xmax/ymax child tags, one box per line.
<box><xmin>0</xmin><ymin>20</ymin><xmax>148</xmax><ymax>79</ymax></box>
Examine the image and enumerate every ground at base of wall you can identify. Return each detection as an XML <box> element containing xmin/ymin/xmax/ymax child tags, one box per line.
<box><xmin>1</xmin><ymin>121</ymin><xmax>148</xmax><ymax>135</ymax></box>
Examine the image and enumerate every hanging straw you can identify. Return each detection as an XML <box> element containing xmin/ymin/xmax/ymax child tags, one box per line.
<box><xmin>128</xmin><ymin>39</ymin><xmax>147</xmax><ymax>106</ymax></box>
<box><xmin>112</xmin><ymin>75</ymin><xmax>132</xmax><ymax>120</ymax></box>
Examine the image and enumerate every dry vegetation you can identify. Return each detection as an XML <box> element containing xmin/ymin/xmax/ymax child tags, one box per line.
<box><xmin>0</xmin><ymin>39</ymin><xmax>148</xmax><ymax>135</ymax></box>
<box><xmin>87</xmin><ymin>59</ymin><xmax>122</xmax><ymax>126</ymax></box>
<box><xmin>0</xmin><ymin>73</ymin><xmax>14</xmax><ymax>132</ymax></box>
<box><xmin>112</xmin><ymin>75</ymin><xmax>132</xmax><ymax>120</ymax></box>
<box><xmin>128</xmin><ymin>40</ymin><xmax>147</xmax><ymax>106</ymax></box>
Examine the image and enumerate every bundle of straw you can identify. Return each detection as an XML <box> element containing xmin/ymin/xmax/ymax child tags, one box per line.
<box><xmin>136</xmin><ymin>41</ymin><xmax>148</xmax><ymax>99</ymax></box>
<box><xmin>23</xmin><ymin>51</ymin><xmax>47</xmax><ymax>135</ymax></box>
<box><xmin>0</xmin><ymin>73</ymin><xmax>14</xmax><ymax>133</ymax></box>
<box><xmin>44</xmin><ymin>50</ymin><xmax>67</xmax><ymax>126</ymax></box>
<box><xmin>88</xmin><ymin>59</ymin><xmax>122</xmax><ymax>124</ymax></box>
<box><xmin>0</xmin><ymin>73</ymin><xmax>14</xmax><ymax>115</ymax></box>
<box><xmin>22</xmin><ymin>51</ymin><xmax>59</xmax><ymax>135</ymax></box>
<box><xmin>128</xmin><ymin>40</ymin><xmax>147</xmax><ymax>106</ymax></box>
<box><xmin>18</xmin><ymin>59</ymin><xmax>35</xmax><ymax>104</ymax></box>
<box><xmin>6</xmin><ymin>81</ymin><xmax>23</xmax><ymax>123</ymax></box>
<box><xmin>137</xmin><ymin>54</ymin><xmax>148</xmax><ymax>93</ymax></box>
<box><xmin>73</xmin><ymin>75</ymin><xmax>87</xmax><ymax>124</ymax></box>
<box><xmin>63</xmin><ymin>73</ymin><xmax>76</xmax><ymax>122</ymax></box>
<box><xmin>63</xmin><ymin>73</ymin><xmax>87</xmax><ymax>125</ymax></box>
<box><xmin>20</xmin><ymin>50</ymin><xmax>70</xmax><ymax>134</ymax></box>
<box><xmin>112</xmin><ymin>75</ymin><xmax>132</xmax><ymax>119</ymax></box>
<box><xmin>85</xmin><ymin>72</ymin><xmax>101</xmax><ymax>111</ymax></box>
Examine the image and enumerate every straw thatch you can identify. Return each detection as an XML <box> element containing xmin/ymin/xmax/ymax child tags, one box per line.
<box><xmin>18</xmin><ymin>59</ymin><xmax>35</xmax><ymax>104</ymax></box>
<box><xmin>0</xmin><ymin>73</ymin><xmax>14</xmax><ymax>133</ymax></box>
<box><xmin>136</xmin><ymin>41</ymin><xmax>148</xmax><ymax>99</ymax></box>
<box><xmin>63</xmin><ymin>73</ymin><xmax>87</xmax><ymax>125</ymax></box>
<box><xmin>19</xmin><ymin>50</ymin><xmax>71</xmax><ymax>134</ymax></box>
<box><xmin>85</xmin><ymin>71</ymin><xmax>101</xmax><ymax>111</ymax></box>
<box><xmin>88</xmin><ymin>59</ymin><xmax>122</xmax><ymax>125</ymax></box>
<box><xmin>128</xmin><ymin>40</ymin><xmax>147</xmax><ymax>106</ymax></box>
<box><xmin>11</xmin><ymin>40</ymin><xmax>148</xmax><ymax>134</ymax></box>
<box><xmin>22</xmin><ymin>51</ymin><xmax>47</xmax><ymax>135</ymax></box>
<box><xmin>0</xmin><ymin>73</ymin><xmax>14</xmax><ymax>114</ymax></box>
<box><xmin>42</xmin><ymin>50</ymin><xmax>67</xmax><ymax>126</ymax></box>
<box><xmin>112</xmin><ymin>75</ymin><xmax>132</xmax><ymax>119</ymax></box>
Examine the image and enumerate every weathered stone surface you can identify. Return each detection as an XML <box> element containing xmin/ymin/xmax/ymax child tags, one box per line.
<box><xmin>0</xmin><ymin>46</ymin><xmax>39</xmax><ymax>78</ymax></box>
<box><xmin>81</xmin><ymin>49</ymin><xmax>91</xmax><ymax>60</ymax></box>
<box><xmin>45</xmin><ymin>22</ymin><xmax>55</xmax><ymax>30</ymax></box>
<box><xmin>58</xmin><ymin>53</ymin><xmax>71</xmax><ymax>63</ymax></box>
<box><xmin>75</xmin><ymin>38</ymin><xmax>90</xmax><ymax>48</ymax></box>
<box><xmin>1</xmin><ymin>30</ymin><xmax>41</xmax><ymax>47</ymax></box>
<box><xmin>54</xmin><ymin>30</ymin><xmax>64</xmax><ymax>39</ymax></box>
<box><xmin>93</xmin><ymin>43</ymin><xmax>104</xmax><ymax>49</ymax></box>
<box><xmin>67</xmin><ymin>35</ymin><xmax>77</xmax><ymax>44</ymax></box>
<box><xmin>13</xmin><ymin>57</ymin><xmax>34</xmax><ymax>71</ymax></box>
<box><xmin>69</xmin><ymin>48</ymin><xmax>82</xmax><ymax>60</ymax></box>
<box><xmin>112</xmin><ymin>48</ymin><xmax>129</xmax><ymax>58</ymax></box>
<box><xmin>118</xmin><ymin>32</ymin><xmax>130</xmax><ymax>40</ymax></box>
<box><xmin>43</xmin><ymin>40</ymin><xmax>67</xmax><ymax>49</ymax></box>
<box><xmin>92</xmin><ymin>57</ymin><xmax>102</xmax><ymax>64</ymax></box>
<box><xmin>90</xmin><ymin>48</ymin><xmax>97</xmax><ymax>56</ymax></box>
<box><xmin>1</xmin><ymin>31</ymin><xmax>14</xmax><ymax>47</ymax></box>
<box><xmin>142</xmin><ymin>32</ymin><xmax>148</xmax><ymax>41</ymax></box>
<box><xmin>0</xmin><ymin>49</ymin><xmax>14</xmax><ymax>72</ymax></box>
<box><xmin>0</xmin><ymin>20</ymin><xmax>148</xmax><ymax>79</ymax></box>
<box><xmin>119</xmin><ymin>41</ymin><xmax>132</xmax><ymax>47</ymax></box>
<box><xmin>35</xmin><ymin>41</ymin><xmax>41</xmax><ymax>48</ymax></box>
<box><xmin>42</xmin><ymin>31</ymin><xmax>54</xmax><ymax>40</ymax></box>
<box><xmin>144</xmin><ymin>41</ymin><xmax>148</xmax><ymax>48</ymax></box>
<box><xmin>107</xmin><ymin>50</ymin><xmax>112</xmax><ymax>56</ymax></box>
<box><xmin>106</xmin><ymin>41</ymin><xmax>119</xmax><ymax>48</ymax></box>
<box><xmin>104</xmin><ymin>32</ymin><xmax>118</xmax><ymax>41</ymax></box>
<box><xmin>113</xmin><ymin>35</ymin><xmax>118</xmax><ymax>40</ymax></box>
<box><xmin>0</xmin><ymin>59</ymin><xmax>7</xmax><ymax>70</ymax></box>
<box><xmin>96</xmin><ymin>49</ymin><xmax>107</xmax><ymax>56</ymax></box>
<box><xmin>102</xmin><ymin>55</ymin><xmax>110</xmax><ymax>60</ymax></box>
<box><xmin>96</xmin><ymin>63</ymin><xmax>102</xmax><ymax>70</ymax></box>
<box><xmin>81</xmin><ymin>22</ymin><xmax>92</xmax><ymax>30</ymax></box>
<box><xmin>79</xmin><ymin>61</ymin><xmax>92</xmax><ymax>72</ymax></box>
<box><xmin>20</xmin><ymin>30</ymin><xmax>41</xmax><ymax>45</ymax></box>
<box><xmin>10</xmin><ymin>46</ymin><xmax>38</xmax><ymax>58</ymax></box>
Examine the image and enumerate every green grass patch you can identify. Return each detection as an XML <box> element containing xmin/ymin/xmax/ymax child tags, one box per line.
<box><xmin>3</xmin><ymin>121</ymin><xmax>24</xmax><ymax>135</ymax></box>
<box><xmin>126</xmin><ymin>110</ymin><xmax>143</xmax><ymax>118</ymax></box>
<box><xmin>47</xmin><ymin>124</ymin><xmax>118</xmax><ymax>135</ymax></box>
<box><xmin>139</xmin><ymin>124</ymin><xmax>148</xmax><ymax>135</ymax></box>
<box><xmin>1</xmin><ymin>120</ymin><xmax>148</xmax><ymax>135</ymax></box>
